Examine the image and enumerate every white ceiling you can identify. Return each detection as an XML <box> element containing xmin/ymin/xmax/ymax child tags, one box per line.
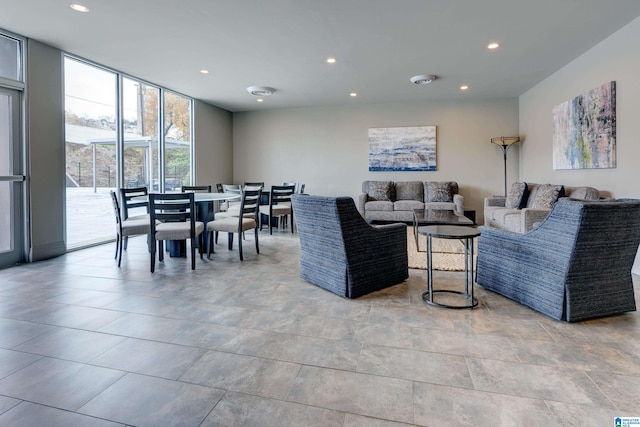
<box><xmin>3</xmin><ymin>0</ymin><xmax>640</xmax><ymax>112</ymax></box>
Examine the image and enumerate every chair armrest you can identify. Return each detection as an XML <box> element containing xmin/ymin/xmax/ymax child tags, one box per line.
<box><xmin>520</xmin><ymin>208</ymin><xmax>551</xmax><ymax>232</ymax></box>
<box><xmin>346</xmin><ymin>222</ymin><xmax>407</xmax><ymax>264</ymax></box>
<box><xmin>484</xmin><ymin>196</ymin><xmax>506</xmax><ymax>208</ymax></box>
<box><xmin>357</xmin><ymin>193</ymin><xmax>368</xmax><ymax>216</ymax></box>
<box><xmin>453</xmin><ymin>194</ymin><xmax>464</xmax><ymax>216</ymax></box>
<box><xmin>372</xmin><ymin>222</ymin><xmax>407</xmax><ymax>235</ymax></box>
<box><xmin>348</xmin><ymin>222</ymin><xmax>407</xmax><ymax>251</ymax></box>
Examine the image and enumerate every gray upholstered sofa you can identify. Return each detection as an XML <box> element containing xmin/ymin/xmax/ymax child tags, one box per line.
<box><xmin>291</xmin><ymin>194</ymin><xmax>408</xmax><ymax>298</ymax></box>
<box><xmin>358</xmin><ymin>180</ymin><xmax>463</xmax><ymax>223</ymax></box>
<box><xmin>484</xmin><ymin>182</ymin><xmax>600</xmax><ymax>233</ymax></box>
<box><xmin>477</xmin><ymin>198</ymin><xmax>640</xmax><ymax>321</ymax></box>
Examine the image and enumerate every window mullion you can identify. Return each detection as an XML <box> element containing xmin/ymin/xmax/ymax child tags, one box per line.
<box><xmin>159</xmin><ymin>88</ymin><xmax>165</xmax><ymax>193</ymax></box>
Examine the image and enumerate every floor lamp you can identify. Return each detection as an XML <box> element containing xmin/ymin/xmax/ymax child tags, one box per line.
<box><xmin>490</xmin><ymin>136</ymin><xmax>521</xmax><ymax>197</ymax></box>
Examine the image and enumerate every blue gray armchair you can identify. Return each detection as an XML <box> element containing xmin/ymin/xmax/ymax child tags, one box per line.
<box><xmin>477</xmin><ymin>198</ymin><xmax>640</xmax><ymax>322</ymax></box>
<box><xmin>291</xmin><ymin>195</ymin><xmax>408</xmax><ymax>298</ymax></box>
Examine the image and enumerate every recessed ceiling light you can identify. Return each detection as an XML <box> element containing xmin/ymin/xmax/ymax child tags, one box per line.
<box><xmin>70</xmin><ymin>4</ymin><xmax>89</xmax><ymax>12</ymax></box>
<box><xmin>350</xmin><ymin>92</ymin><xmax>357</xmax><ymax>97</ymax></box>
<box><xmin>200</xmin><ymin>69</ymin><xmax>209</xmax><ymax>74</ymax></box>
<box><xmin>326</xmin><ymin>57</ymin><xmax>337</xmax><ymax>64</ymax></box>
<box><xmin>487</xmin><ymin>42</ymin><xmax>500</xmax><ymax>50</ymax></box>
<box><xmin>410</xmin><ymin>74</ymin><xmax>437</xmax><ymax>85</ymax></box>
<box><xmin>247</xmin><ymin>86</ymin><xmax>275</xmax><ymax>96</ymax></box>
<box><xmin>257</xmin><ymin>98</ymin><xmax>264</xmax><ymax>103</ymax></box>
<box><xmin>460</xmin><ymin>85</ymin><xmax>469</xmax><ymax>90</ymax></box>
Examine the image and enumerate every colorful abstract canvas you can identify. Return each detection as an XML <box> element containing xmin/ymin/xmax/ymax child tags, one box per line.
<box><xmin>368</xmin><ymin>126</ymin><xmax>436</xmax><ymax>171</ymax></box>
<box><xmin>552</xmin><ymin>81</ymin><xmax>616</xmax><ymax>170</ymax></box>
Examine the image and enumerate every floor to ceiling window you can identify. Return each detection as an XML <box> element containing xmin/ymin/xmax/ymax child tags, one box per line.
<box><xmin>163</xmin><ymin>91</ymin><xmax>192</xmax><ymax>191</ymax></box>
<box><xmin>122</xmin><ymin>77</ymin><xmax>160</xmax><ymax>191</ymax></box>
<box><xmin>64</xmin><ymin>57</ymin><xmax>194</xmax><ymax>249</ymax></box>
<box><xmin>64</xmin><ymin>58</ymin><xmax>117</xmax><ymax>248</ymax></box>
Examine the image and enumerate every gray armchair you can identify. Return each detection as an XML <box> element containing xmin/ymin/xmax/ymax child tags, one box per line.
<box><xmin>477</xmin><ymin>198</ymin><xmax>640</xmax><ymax>321</ymax></box>
<box><xmin>291</xmin><ymin>195</ymin><xmax>408</xmax><ymax>298</ymax></box>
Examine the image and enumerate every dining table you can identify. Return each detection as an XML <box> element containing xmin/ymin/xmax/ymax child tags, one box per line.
<box><xmin>132</xmin><ymin>192</ymin><xmax>241</xmax><ymax>256</ymax></box>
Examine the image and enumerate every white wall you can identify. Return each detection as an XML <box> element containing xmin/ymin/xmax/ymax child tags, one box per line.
<box><xmin>27</xmin><ymin>40</ymin><xmax>66</xmax><ymax>261</ymax></box>
<box><xmin>233</xmin><ymin>98</ymin><xmax>519</xmax><ymax>222</ymax></box>
<box><xmin>519</xmin><ymin>16</ymin><xmax>640</xmax><ymax>273</ymax></box>
<box><xmin>194</xmin><ymin>100</ymin><xmax>233</xmax><ymax>187</ymax></box>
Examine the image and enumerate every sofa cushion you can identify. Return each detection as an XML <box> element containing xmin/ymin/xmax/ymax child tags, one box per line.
<box><xmin>505</xmin><ymin>182</ymin><xmax>529</xmax><ymax>209</ymax></box>
<box><xmin>364</xmin><ymin>201</ymin><xmax>394</xmax><ymax>212</ymax></box>
<box><xmin>530</xmin><ymin>184</ymin><xmax>564</xmax><ymax>209</ymax></box>
<box><xmin>395</xmin><ymin>181</ymin><xmax>424</xmax><ymax>202</ymax></box>
<box><xmin>567</xmin><ymin>186</ymin><xmax>600</xmax><ymax>201</ymax></box>
<box><xmin>425</xmin><ymin>181</ymin><xmax>456</xmax><ymax>202</ymax></box>
<box><xmin>366</xmin><ymin>181</ymin><xmax>394</xmax><ymax>201</ymax></box>
<box><xmin>394</xmin><ymin>200</ymin><xmax>425</xmax><ymax>211</ymax></box>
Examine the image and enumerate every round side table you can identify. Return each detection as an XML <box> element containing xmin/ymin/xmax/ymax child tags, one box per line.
<box><xmin>418</xmin><ymin>225</ymin><xmax>480</xmax><ymax>309</ymax></box>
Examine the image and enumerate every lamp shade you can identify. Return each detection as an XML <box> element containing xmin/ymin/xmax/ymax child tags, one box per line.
<box><xmin>491</xmin><ymin>136</ymin><xmax>520</xmax><ymax>146</ymax></box>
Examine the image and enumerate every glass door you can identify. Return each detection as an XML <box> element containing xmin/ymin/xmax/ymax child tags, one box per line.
<box><xmin>0</xmin><ymin>87</ymin><xmax>25</xmax><ymax>268</ymax></box>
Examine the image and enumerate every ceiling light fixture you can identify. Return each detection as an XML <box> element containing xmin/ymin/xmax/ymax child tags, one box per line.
<box><xmin>460</xmin><ymin>85</ymin><xmax>469</xmax><ymax>90</ymax></box>
<box><xmin>200</xmin><ymin>69</ymin><xmax>209</xmax><ymax>74</ymax></box>
<box><xmin>70</xmin><ymin>3</ymin><xmax>89</xmax><ymax>12</ymax></box>
<box><xmin>257</xmin><ymin>98</ymin><xmax>264</xmax><ymax>103</ymax></box>
<box><xmin>326</xmin><ymin>57</ymin><xmax>337</xmax><ymax>64</ymax></box>
<box><xmin>410</xmin><ymin>74</ymin><xmax>437</xmax><ymax>85</ymax></box>
<box><xmin>487</xmin><ymin>42</ymin><xmax>500</xmax><ymax>49</ymax></box>
<box><xmin>247</xmin><ymin>86</ymin><xmax>275</xmax><ymax>96</ymax></box>
<box><xmin>350</xmin><ymin>92</ymin><xmax>357</xmax><ymax>97</ymax></box>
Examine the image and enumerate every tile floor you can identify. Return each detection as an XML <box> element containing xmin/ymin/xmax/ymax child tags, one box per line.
<box><xmin>0</xmin><ymin>231</ymin><xmax>639</xmax><ymax>426</ymax></box>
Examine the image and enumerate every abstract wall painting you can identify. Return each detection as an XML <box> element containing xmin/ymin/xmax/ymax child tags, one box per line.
<box><xmin>552</xmin><ymin>81</ymin><xmax>616</xmax><ymax>170</ymax></box>
<box><xmin>368</xmin><ymin>126</ymin><xmax>436</xmax><ymax>171</ymax></box>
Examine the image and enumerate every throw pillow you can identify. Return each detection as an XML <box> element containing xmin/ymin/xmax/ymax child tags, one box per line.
<box><xmin>395</xmin><ymin>181</ymin><xmax>424</xmax><ymax>202</ymax></box>
<box><xmin>425</xmin><ymin>182</ymin><xmax>455</xmax><ymax>202</ymax></box>
<box><xmin>367</xmin><ymin>181</ymin><xmax>393</xmax><ymax>201</ymax></box>
<box><xmin>530</xmin><ymin>184</ymin><xmax>564</xmax><ymax>209</ymax></box>
<box><xmin>568</xmin><ymin>186</ymin><xmax>600</xmax><ymax>201</ymax></box>
<box><xmin>505</xmin><ymin>182</ymin><xmax>529</xmax><ymax>209</ymax></box>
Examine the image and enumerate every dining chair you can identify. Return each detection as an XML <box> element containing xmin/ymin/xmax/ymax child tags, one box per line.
<box><xmin>214</xmin><ymin>184</ymin><xmax>262</xmax><ymax>244</ymax></box>
<box><xmin>182</xmin><ymin>185</ymin><xmax>214</xmax><ymax>247</ymax></box>
<box><xmin>259</xmin><ymin>184</ymin><xmax>296</xmax><ymax>234</ymax></box>
<box><xmin>280</xmin><ymin>182</ymin><xmax>299</xmax><ymax>228</ymax></box>
<box><xmin>119</xmin><ymin>186</ymin><xmax>150</xmax><ymax>250</ymax></box>
<box><xmin>149</xmin><ymin>192</ymin><xmax>204</xmax><ymax>272</ymax></box>
<box><xmin>120</xmin><ymin>186</ymin><xmax>149</xmax><ymax>219</ymax></box>
<box><xmin>215</xmin><ymin>183</ymin><xmax>224</xmax><ymax>193</ymax></box>
<box><xmin>110</xmin><ymin>191</ymin><xmax>151</xmax><ymax>267</ymax></box>
<box><xmin>181</xmin><ymin>185</ymin><xmax>212</xmax><ymax>193</ymax></box>
<box><xmin>207</xmin><ymin>186</ymin><xmax>261</xmax><ymax>261</ymax></box>
<box><xmin>220</xmin><ymin>184</ymin><xmax>242</xmax><ymax>213</ymax></box>
<box><xmin>282</xmin><ymin>181</ymin><xmax>298</xmax><ymax>193</ymax></box>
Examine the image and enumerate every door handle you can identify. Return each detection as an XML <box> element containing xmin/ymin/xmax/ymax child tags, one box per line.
<box><xmin>0</xmin><ymin>175</ymin><xmax>26</xmax><ymax>181</ymax></box>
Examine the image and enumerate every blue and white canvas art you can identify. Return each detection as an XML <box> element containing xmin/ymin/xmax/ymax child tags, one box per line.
<box><xmin>368</xmin><ymin>126</ymin><xmax>436</xmax><ymax>171</ymax></box>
